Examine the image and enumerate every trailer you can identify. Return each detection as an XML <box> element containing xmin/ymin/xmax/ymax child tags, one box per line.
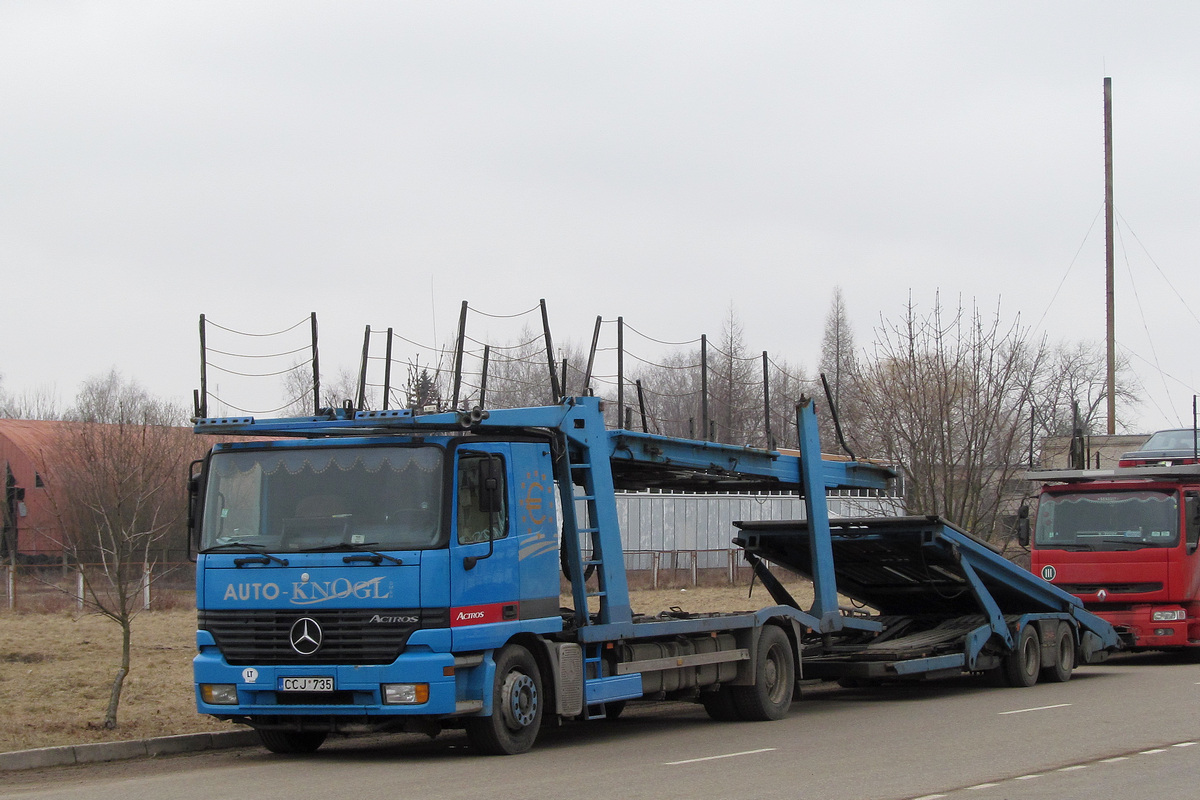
<box><xmin>735</xmin><ymin>515</ymin><xmax>1116</xmax><ymax>686</ymax></box>
<box><xmin>189</xmin><ymin>395</ymin><xmax>1118</xmax><ymax>755</ymax></box>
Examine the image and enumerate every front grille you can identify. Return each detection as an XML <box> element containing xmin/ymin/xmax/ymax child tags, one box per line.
<box><xmin>199</xmin><ymin>607</ymin><xmax>449</xmax><ymax>666</ymax></box>
<box><xmin>1059</xmin><ymin>582</ymin><xmax>1163</xmax><ymax>594</ymax></box>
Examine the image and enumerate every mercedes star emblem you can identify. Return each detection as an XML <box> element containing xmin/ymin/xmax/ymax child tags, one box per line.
<box><xmin>289</xmin><ymin>617</ymin><xmax>323</xmax><ymax>655</ymax></box>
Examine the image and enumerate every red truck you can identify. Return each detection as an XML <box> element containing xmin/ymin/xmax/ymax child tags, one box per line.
<box><xmin>1023</xmin><ymin>460</ymin><xmax>1200</xmax><ymax>657</ymax></box>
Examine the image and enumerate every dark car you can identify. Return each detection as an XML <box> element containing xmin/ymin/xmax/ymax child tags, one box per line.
<box><xmin>1119</xmin><ymin>428</ymin><xmax>1200</xmax><ymax>467</ymax></box>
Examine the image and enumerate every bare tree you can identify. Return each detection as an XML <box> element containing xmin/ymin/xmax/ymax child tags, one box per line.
<box><xmin>0</xmin><ymin>374</ymin><xmax>62</xmax><ymax>421</ymax></box>
<box><xmin>707</xmin><ymin>306</ymin><xmax>760</xmax><ymax>445</ymax></box>
<box><xmin>49</xmin><ymin>370</ymin><xmax>194</xmax><ymax>729</ymax></box>
<box><xmin>278</xmin><ymin>364</ymin><xmax>362</xmax><ymax>415</ymax></box>
<box><xmin>856</xmin><ymin>296</ymin><xmax>1044</xmax><ymax>542</ymax></box>
<box><xmin>629</xmin><ymin>349</ymin><xmax>704</xmax><ymax>437</ymax></box>
<box><xmin>818</xmin><ymin>287</ymin><xmax>863</xmax><ymax>450</ymax></box>
<box><xmin>1031</xmin><ymin>340</ymin><xmax>1137</xmax><ymax>439</ymax></box>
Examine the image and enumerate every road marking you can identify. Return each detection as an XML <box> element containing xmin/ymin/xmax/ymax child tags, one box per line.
<box><xmin>998</xmin><ymin>703</ymin><xmax>1071</xmax><ymax>715</ymax></box>
<box><xmin>663</xmin><ymin>748</ymin><xmax>776</xmax><ymax>765</ymax></box>
<box><xmin>904</xmin><ymin>740</ymin><xmax>1200</xmax><ymax>799</ymax></box>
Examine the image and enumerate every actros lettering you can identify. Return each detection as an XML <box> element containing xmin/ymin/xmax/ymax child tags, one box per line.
<box><xmin>368</xmin><ymin>614</ymin><xmax>418</xmax><ymax>624</ymax></box>
<box><xmin>456</xmin><ymin>610</ymin><xmax>486</xmax><ymax>621</ymax></box>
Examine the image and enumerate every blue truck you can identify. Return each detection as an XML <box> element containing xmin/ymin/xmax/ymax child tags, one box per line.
<box><xmin>189</xmin><ymin>396</ymin><xmax>1118</xmax><ymax>755</ymax></box>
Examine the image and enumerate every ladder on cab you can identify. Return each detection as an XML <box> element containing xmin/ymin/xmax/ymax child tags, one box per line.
<box><xmin>556</xmin><ymin>412</ymin><xmax>633</xmax><ymax>633</ymax></box>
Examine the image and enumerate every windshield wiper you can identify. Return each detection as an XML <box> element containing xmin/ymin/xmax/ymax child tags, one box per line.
<box><xmin>1047</xmin><ymin>543</ymin><xmax>1095</xmax><ymax>551</ymax></box>
<box><xmin>200</xmin><ymin>542</ymin><xmax>290</xmax><ymax>567</ymax></box>
<box><xmin>233</xmin><ymin>553</ymin><xmax>290</xmax><ymax>567</ymax></box>
<box><xmin>343</xmin><ymin>552</ymin><xmax>404</xmax><ymax>566</ymax></box>
<box><xmin>301</xmin><ymin>542</ymin><xmax>404</xmax><ymax>565</ymax></box>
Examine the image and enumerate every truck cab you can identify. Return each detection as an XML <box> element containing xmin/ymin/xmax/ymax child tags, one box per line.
<box><xmin>1027</xmin><ymin>466</ymin><xmax>1200</xmax><ymax>654</ymax></box>
<box><xmin>192</xmin><ymin>427</ymin><xmax>567</xmax><ymax>753</ymax></box>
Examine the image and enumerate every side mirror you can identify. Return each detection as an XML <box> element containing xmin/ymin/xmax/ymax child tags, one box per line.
<box><xmin>478</xmin><ymin>456</ymin><xmax>503</xmax><ymax>514</ymax></box>
<box><xmin>1016</xmin><ymin>503</ymin><xmax>1031</xmax><ymax>548</ymax></box>
<box><xmin>187</xmin><ymin>459</ymin><xmax>203</xmax><ymax>562</ymax></box>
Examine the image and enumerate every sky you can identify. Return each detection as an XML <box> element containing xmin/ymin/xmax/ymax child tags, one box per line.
<box><xmin>2</xmin><ymin>2</ymin><xmax>1198</xmax><ymax>432</ymax></box>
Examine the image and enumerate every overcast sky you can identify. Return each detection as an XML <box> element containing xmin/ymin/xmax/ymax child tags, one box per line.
<box><xmin>2</xmin><ymin>2</ymin><xmax>1198</xmax><ymax>432</ymax></box>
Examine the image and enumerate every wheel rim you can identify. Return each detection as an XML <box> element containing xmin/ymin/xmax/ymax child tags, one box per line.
<box><xmin>764</xmin><ymin>643</ymin><xmax>788</xmax><ymax>704</ymax></box>
<box><xmin>501</xmin><ymin>671</ymin><xmax>538</xmax><ymax>729</ymax></box>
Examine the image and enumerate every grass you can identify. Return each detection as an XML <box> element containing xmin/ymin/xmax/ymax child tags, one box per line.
<box><xmin>0</xmin><ymin>608</ymin><xmax>234</xmax><ymax>753</ymax></box>
<box><xmin>0</xmin><ymin>580</ymin><xmax>816</xmax><ymax>754</ymax></box>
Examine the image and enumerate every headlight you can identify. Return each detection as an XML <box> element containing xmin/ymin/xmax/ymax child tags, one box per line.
<box><xmin>200</xmin><ymin>684</ymin><xmax>239</xmax><ymax>705</ymax></box>
<box><xmin>1152</xmin><ymin>610</ymin><xmax>1186</xmax><ymax>621</ymax></box>
<box><xmin>382</xmin><ymin>683</ymin><xmax>429</xmax><ymax>704</ymax></box>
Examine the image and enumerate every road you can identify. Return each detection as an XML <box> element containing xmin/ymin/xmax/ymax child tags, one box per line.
<box><xmin>4</xmin><ymin>651</ymin><xmax>1199</xmax><ymax>800</ymax></box>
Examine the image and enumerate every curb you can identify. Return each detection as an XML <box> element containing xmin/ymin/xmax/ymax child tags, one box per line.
<box><xmin>0</xmin><ymin>730</ymin><xmax>261</xmax><ymax>773</ymax></box>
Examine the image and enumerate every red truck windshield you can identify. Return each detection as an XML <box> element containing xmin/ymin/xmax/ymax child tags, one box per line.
<box><xmin>1035</xmin><ymin>490</ymin><xmax>1178</xmax><ymax>550</ymax></box>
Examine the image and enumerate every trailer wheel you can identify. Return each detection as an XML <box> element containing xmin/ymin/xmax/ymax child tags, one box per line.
<box><xmin>257</xmin><ymin>729</ymin><xmax>327</xmax><ymax>754</ymax></box>
<box><xmin>1040</xmin><ymin>621</ymin><xmax>1075</xmax><ymax>683</ymax></box>
<box><xmin>465</xmin><ymin>644</ymin><xmax>543</xmax><ymax>755</ymax></box>
<box><xmin>1003</xmin><ymin>624</ymin><xmax>1041</xmax><ymax>688</ymax></box>
<box><xmin>700</xmin><ymin>687</ymin><xmax>741</xmax><ymax>721</ymax></box>
<box><xmin>732</xmin><ymin>626</ymin><xmax>794</xmax><ymax>720</ymax></box>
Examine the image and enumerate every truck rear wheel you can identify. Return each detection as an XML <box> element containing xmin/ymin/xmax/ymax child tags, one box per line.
<box><xmin>700</xmin><ymin>686</ymin><xmax>741</xmax><ymax>721</ymax></box>
<box><xmin>465</xmin><ymin>644</ymin><xmax>543</xmax><ymax>755</ymax></box>
<box><xmin>1040</xmin><ymin>621</ymin><xmax>1075</xmax><ymax>683</ymax></box>
<box><xmin>732</xmin><ymin>625</ymin><xmax>794</xmax><ymax>720</ymax></box>
<box><xmin>1003</xmin><ymin>625</ymin><xmax>1041</xmax><ymax>688</ymax></box>
<box><xmin>257</xmin><ymin>729</ymin><xmax>327</xmax><ymax>754</ymax></box>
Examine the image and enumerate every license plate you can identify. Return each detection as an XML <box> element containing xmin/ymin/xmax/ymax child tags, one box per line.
<box><xmin>278</xmin><ymin>676</ymin><xmax>334</xmax><ymax>692</ymax></box>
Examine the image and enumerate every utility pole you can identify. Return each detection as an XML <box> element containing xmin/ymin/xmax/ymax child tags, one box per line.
<box><xmin>1104</xmin><ymin>76</ymin><xmax>1116</xmax><ymax>435</ymax></box>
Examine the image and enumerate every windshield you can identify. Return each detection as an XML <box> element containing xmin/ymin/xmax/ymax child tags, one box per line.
<box><xmin>1141</xmin><ymin>429</ymin><xmax>1200</xmax><ymax>452</ymax></box>
<box><xmin>1035</xmin><ymin>490</ymin><xmax>1179</xmax><ymax>550</ymax></box>
<box><xmin>200</xmin><ymin>445</ymin><xmax>444</xmax><ymax>552</ymax></box>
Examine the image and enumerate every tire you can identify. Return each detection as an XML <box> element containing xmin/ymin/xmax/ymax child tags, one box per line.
<box><xmin>1040</xmin><ymin>621</ymin><xmax>1075</xmax><ymax>683</ymax></box>
<box><xmin>602</xmin><ymin>700</ymin><xmax>626</xmax><ymax>720</ymax></box>
<box><xmin>465</xmin><ymin>644</ymin><xmax>543</xmax><ymax>755</ymax></box>
<box><xmin>1003</xmin><ymin>624</ymin><xmax>1041</xmax><ymax>688</ymax></box>
<box><xmin>257</xmin><ymin>729</ymin><xmax>327</xmax><ymax>754</ymax></box>
<box><xmin>731</xmin><ymin>625</ymin><xmax>795</xmax><ymax>721</ymax></box>
<box><xmin>700</xmin><ymin>686</ymin><xmax>741</xmax><ymax>721</ymax></box>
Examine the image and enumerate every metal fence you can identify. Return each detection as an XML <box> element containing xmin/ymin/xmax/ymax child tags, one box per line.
<box><xmin>1</xmin><ymin>562</ymin><xmax>195</xmax><ymax>613</ymax></box>
<box><xmin>614</xmin><ymin>489</ymin><xmax>903</xmax><ymax>585</ymax></box>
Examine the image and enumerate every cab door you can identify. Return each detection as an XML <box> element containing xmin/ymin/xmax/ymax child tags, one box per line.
<box><xmin>448</xmin><ymin>444</ymin><xmax>519</xmax><ymax>649</ymax></box>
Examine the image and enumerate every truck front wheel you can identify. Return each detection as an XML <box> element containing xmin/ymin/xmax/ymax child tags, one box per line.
<box><xmin>466</xmin><ymin>644</ymin><xmax>543</xmax><ymax>755</ymax></box>
<box><xmin>257</xmin><ymin>729</ymin><xmax>327</xmax><ymax>754</ymax></box>
<box><xmin>1003</xmin><ymin>625</ymin><xmax>1041</xmax><ymax>688</ymax></box>
<box><xmin>732</xmin><ymin>625</ymin><xmax>794</xmax><ymax>720</ymax></box>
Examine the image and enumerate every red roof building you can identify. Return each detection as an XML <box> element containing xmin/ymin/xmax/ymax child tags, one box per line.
<box><xmin>0</xmin><ymin>419</ymin><xmax>70</xmax><ymax>561</ymax></box>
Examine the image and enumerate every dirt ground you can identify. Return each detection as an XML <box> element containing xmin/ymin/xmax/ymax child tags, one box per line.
<box><xmin>0</xmin><ymin>580</ymin><xmax>815</xmax><ymax>754</ymax></box>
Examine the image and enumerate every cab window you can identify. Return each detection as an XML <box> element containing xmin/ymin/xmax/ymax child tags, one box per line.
<box><xmin>456</xmin><ymin>454</ymin><xmax>508</xmax><ymax>544</ymax></box>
